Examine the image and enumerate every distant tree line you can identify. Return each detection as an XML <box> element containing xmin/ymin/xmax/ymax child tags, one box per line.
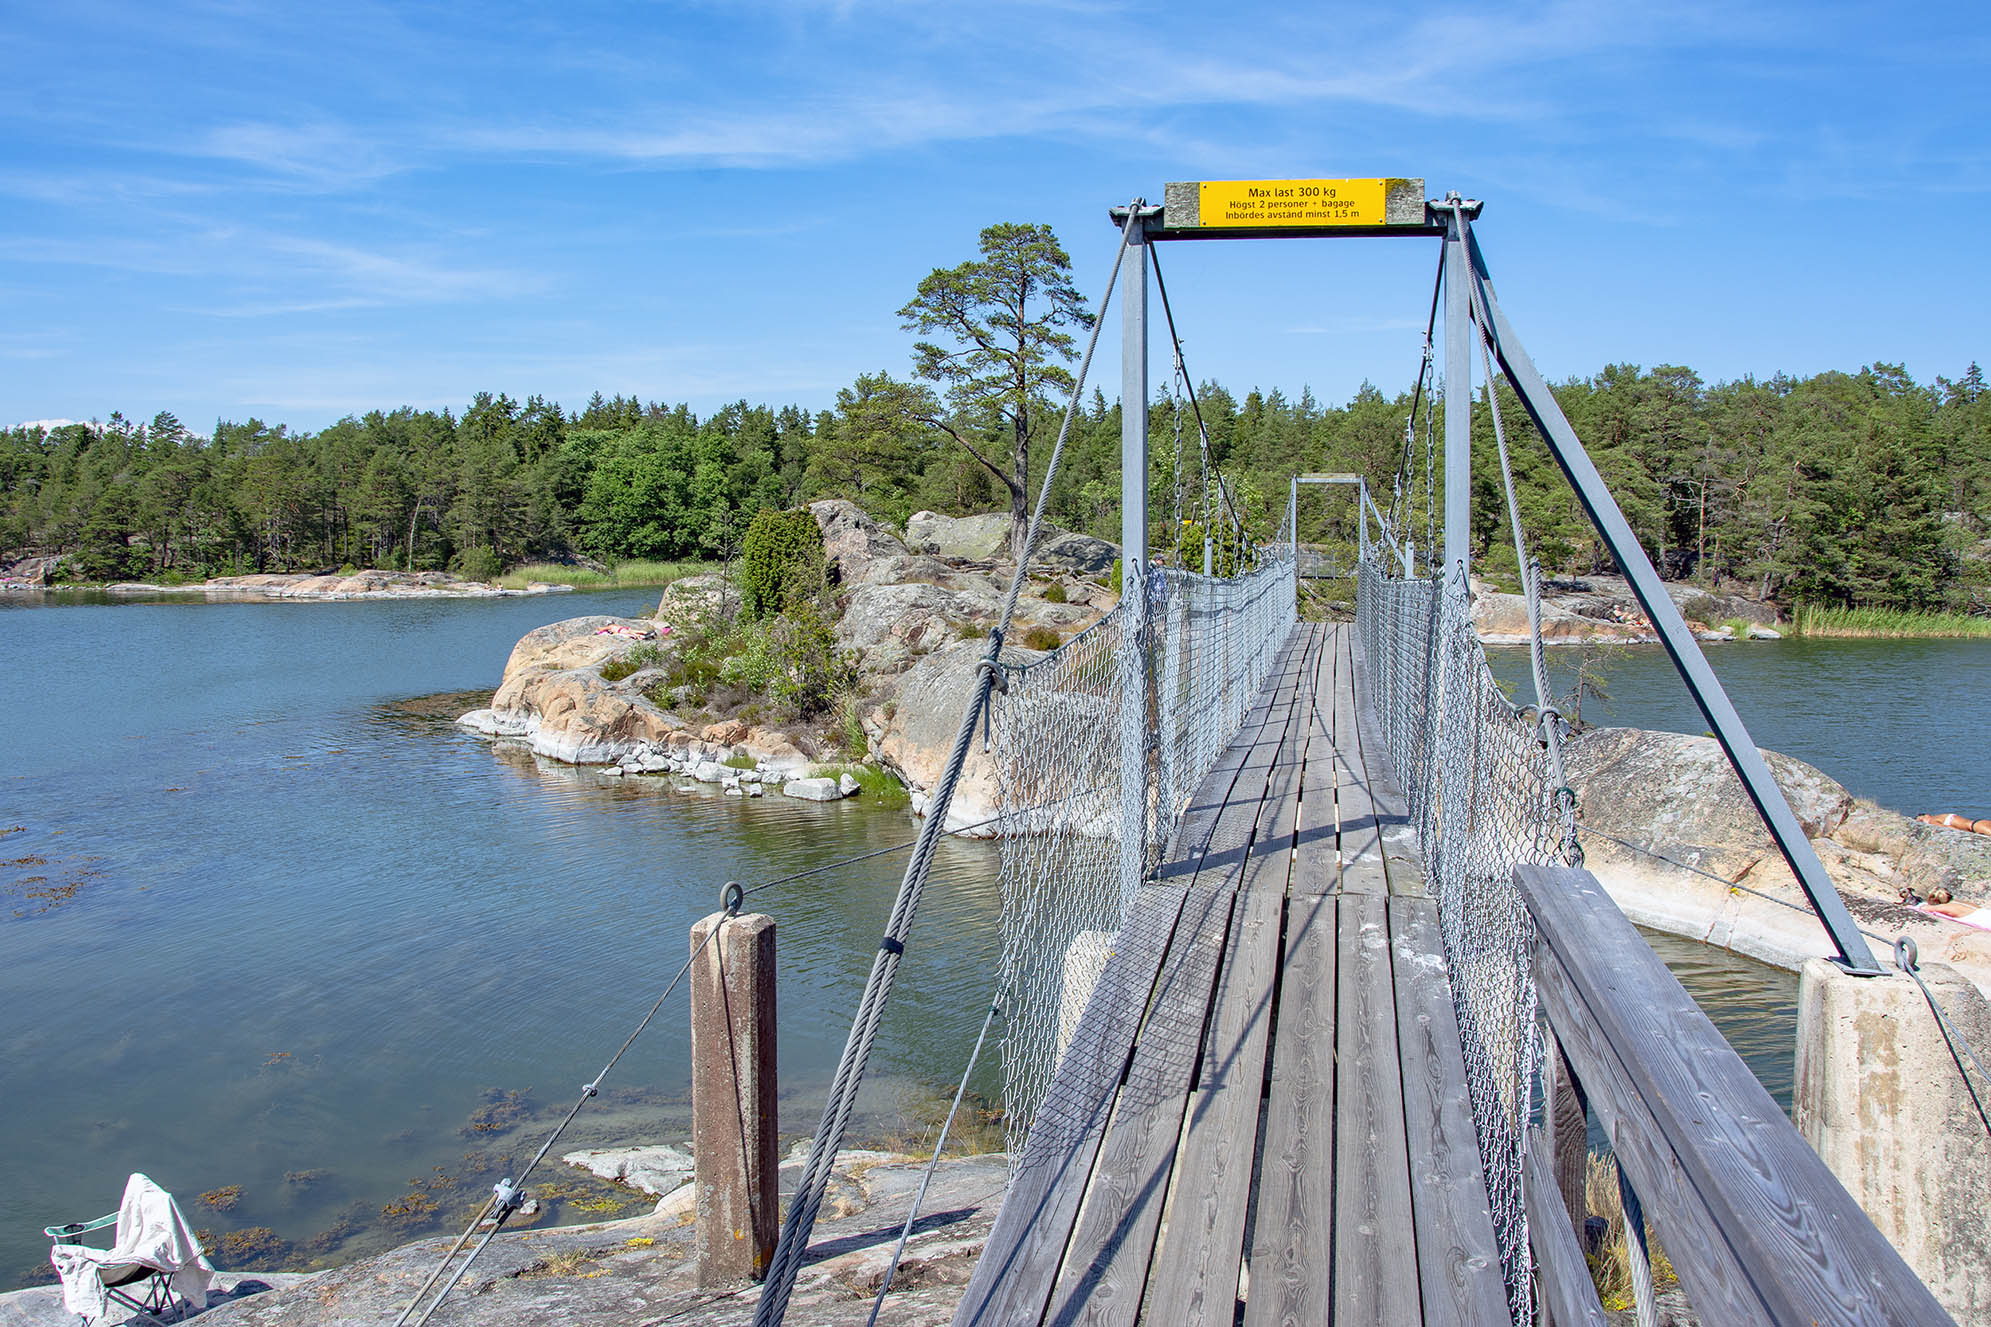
<box><xmin>4</xmin><ymin>215</ymin><xmax>1986</xmax><ymax>611</ymax></box>
<box><xmin>3</xmin><ymin>359</ymin><xmax>1987</xmax><ymax>611</ymax></box>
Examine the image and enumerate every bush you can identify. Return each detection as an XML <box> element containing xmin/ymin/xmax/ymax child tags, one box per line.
<box><xmin>1021</xmin><ymin>626</ymin><xmax>1062</xmax><ymax>651</ymax></box>
<box><xmin>1041</xmin><ymin>581</ymin><xmax>1067</xmax><ymax>604</ymax></box>
<box><xmin>452</xmin><ymin>547</ymin><xmax>503</xmax><ymax>583</ymax></box>
<box><xmin>741</xmin><ymin>509</ymin><xmax>825</xmax><ymax>620</ymax></box>
<box><xmin>599</xmin><ymin>643</ymin><xmax>664</xmax><ymax>682</ymax></box>
<box><xmin>1676</xmin><ymin>593</ymin><xmax>1721</xmax><ymax>627</ymax></box>
<box><xmin>716</xmin><ymin>604</ymin><xmax>856</xmax><ymax>717</ymax></box>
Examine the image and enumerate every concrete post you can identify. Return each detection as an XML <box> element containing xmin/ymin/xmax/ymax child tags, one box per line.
<box><xmin>690</xmin><ymin>911</ymin><xmax>778</xmax><ymax>1286</ymax></box>
<box><xmin>1794</xmin><ymin>957</ymin><xmax>1991</xmax><ymax>1324</ymax></box>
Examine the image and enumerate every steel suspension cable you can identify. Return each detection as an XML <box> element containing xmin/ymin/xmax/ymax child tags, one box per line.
<box><xmin>1149</xmin><ymin>245</ymin><xmax>1249</xmax><ymax>552</ymax></box>
<box><xmin>1390</xmin><ymin>248</ymin><xmax>1447</xmax><ymax>547</ymax></box>
<box><xmin>752</xmin><ymin>205</ymin><xmax>1144</xmax><ymax>1327</ymax></box>
<box><xmin>1456</xmin><ymin>205</ymin><xmax>1578</xmax><ymax>860</ymax></box>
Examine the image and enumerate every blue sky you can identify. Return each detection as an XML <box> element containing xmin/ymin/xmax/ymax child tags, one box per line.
<box><xmin>4</xmin><ymin>0</ymin><xmax>1987</xmax><ymax>434</ymax></box>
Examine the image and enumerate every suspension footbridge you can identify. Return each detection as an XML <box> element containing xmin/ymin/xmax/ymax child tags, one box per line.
<box><xmin>403</xmin><ymin>183</ymin><xmax>1974</xmax><ymax>1327</ymax></box>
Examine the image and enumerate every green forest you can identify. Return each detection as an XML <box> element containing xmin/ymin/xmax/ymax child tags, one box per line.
<box><xmin>4</xmin><ymin>223</ymin><xmax>1987</xmax><ymax>613</ymax></box>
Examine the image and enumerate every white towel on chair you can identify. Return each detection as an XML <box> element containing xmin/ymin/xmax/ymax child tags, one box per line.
<box><xmin>50</xmin><ymin>1173</ymin><xmax>220</xmax><ymax>1320</ymax></box>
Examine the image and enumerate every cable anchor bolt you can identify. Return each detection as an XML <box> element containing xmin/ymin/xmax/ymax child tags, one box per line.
<box><xmin>491</xmin><ymin>1178</ymin><xmax>526</xmax><ymax>1221</ymax></box>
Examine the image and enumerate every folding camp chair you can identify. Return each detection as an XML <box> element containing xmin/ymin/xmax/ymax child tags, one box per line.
<box><xmin>45</xmin><ymin>1174</ymin><xmax>217</xmax><ymax>1325</ymax></box>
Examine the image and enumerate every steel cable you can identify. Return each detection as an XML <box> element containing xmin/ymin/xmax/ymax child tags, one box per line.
<box><xmin>751</xmin><ymin>205</ymin><xmax>1144</xmax><ymax>1327</ymax></box>
<box><xmin>1574</xmin><ymin>816</ymin><xmax>1991</xmax><ymax>1136</ymax></box>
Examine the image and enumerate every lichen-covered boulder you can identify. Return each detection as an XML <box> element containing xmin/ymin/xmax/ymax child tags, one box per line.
<box><xmin>1033</xmin><ymin>529</ymin><xmax>1116</xmax><ymax>577</ymax></box>
<box><xmin>834</xmin><ymin>582</ymin><xmax>995</xmax><ymax>674</ymax></box>
<box><xmin>906</xmin><ymin>510</ymin><xmax>1012</xmax><ymax>561</ymax></box>
<box><xmin>484</xmin><ymin>667</ymin><xmax>677</xmax><ymax>764</ymax></box>
<box><xmin>499</xmin><ymin>616</ymin><xmax>657</xmax><ymax>682</ymax></box>
<box><xmin>1567</xmin><ymin>727</ymin><xmax>1854</xmax><ymax>882</ymax></box>
<box><xmin>810</xmin><ymin>499</ymin><xmax>908</xmax><ymax>582</ymax></box>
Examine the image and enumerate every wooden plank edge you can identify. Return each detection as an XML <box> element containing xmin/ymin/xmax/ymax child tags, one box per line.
<box><xmin>1524</xmin><ymin>1132</ymin><xmax>1610</xmax><ymax>1327</ymax></box>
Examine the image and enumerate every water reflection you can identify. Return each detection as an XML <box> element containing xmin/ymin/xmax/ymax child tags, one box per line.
<box><xmin>0</xmin><ymin>591</ymin><xmax>1000</xmax><ymax>1287</ymax></box>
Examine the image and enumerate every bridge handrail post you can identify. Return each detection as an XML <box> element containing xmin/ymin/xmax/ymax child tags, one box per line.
<box><xmin>1516</xmin><ymin>864</ymin><xmax>1952</xmax><ymax>1326</ymax></box>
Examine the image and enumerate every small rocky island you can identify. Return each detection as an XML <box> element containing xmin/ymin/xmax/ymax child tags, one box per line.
<box><xmin>457</xmin><ymin>501</ymin><xmax>1116</xmax><ymax>831</ymax></box>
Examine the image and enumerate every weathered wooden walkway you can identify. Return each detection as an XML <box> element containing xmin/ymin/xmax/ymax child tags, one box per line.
<box><xmin>952</xmin><ymin>621</ymin><xmax>1511</xmax><ymax>1327</ymax></box>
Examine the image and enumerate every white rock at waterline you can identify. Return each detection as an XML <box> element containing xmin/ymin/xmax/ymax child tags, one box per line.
<box><xmin>692</xmin><ymin>760</ymin><xmax>727</xmax><ymax>783</ymax></box>
<box><xmin>562</xmin><ymin>1144</ymin><xmax>694</xmax><ymax>1196</ymax></box>
<box><xmin>653</xmin><ymin>1182</ymin><xmax>697</xmax><ymax>1221</ymax></box>
<box><xmin>748</xmin><ymin>784</ymin><xmax>764</xmax><ymax>797</ymax></box>
<box><xmin>1748</xmin><ymin>624</ymin><xmax>1783</xmax><ymax>639</ymax></box>
<box><xmin>839</xmin><ymin>773</ymin><xmax>860</xmax><ymax>797</ymax></box>
<box><xmin>784</xmin><ymin>777</ymin><xmax>845</xmax><ymax>802</ymax></box>
<box><xmin>601</xmin><ymin>766</ymin><xmax>625</xmax><ymax>777</ymax></box>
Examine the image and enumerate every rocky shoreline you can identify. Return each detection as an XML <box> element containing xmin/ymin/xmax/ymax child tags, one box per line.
<box><xmin>1565</xmin><ymin>725</ymin><xmax>1991</xmax><ymax>990</ymax></box>
<box><xmin>454</xmin><ymin>501</ymin><xmax>1118</xmax><ymax>831</ymax></box>
<box><xmin>1472</xmin><ymin>572</ymin><xmax>1785</xmax><ymax>645</ymax></box>
<box><xmin>0</xmin><ymin>561</ymin><xmax>574</xmax><ymax>600</ymax></box>
<box><xmin>110</xmin><ymin>570</ymin><xmax>573</xmax><ymax>600</ymax></box>
<box><xmin>0</xmin><ymin>1147</ymin><xmax>1007</xmax><ymax>1327</ymax></box>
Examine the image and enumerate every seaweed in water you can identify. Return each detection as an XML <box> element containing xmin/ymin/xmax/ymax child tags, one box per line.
<box><xmin>219</xmin><ymin>1227</ymin><xmax>289</xmax><ymax>1269</ymax></box>
<box><xmin>462</xmin><ymin>1087</ymin><xmax>534</xmax><ymax>1135</ymax></box>
<box><xmin>199</xmin><ymin>1185</ymin><xmax>243</xmax><ymax>1212</ymax></box>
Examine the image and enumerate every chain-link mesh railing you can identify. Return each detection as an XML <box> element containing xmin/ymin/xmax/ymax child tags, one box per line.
<box><xmin>1358</xmin><ymin>556</ymin><xmax>1570</xmax><ymax>1324</ymax></box>
<box><xmin>989</xmin><ymin>555</ymin><xmax>1296</xmax><ymax>1160</ymax></box>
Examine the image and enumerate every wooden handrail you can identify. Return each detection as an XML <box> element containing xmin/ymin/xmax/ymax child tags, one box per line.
<box><xmin>1515</xmin><ymin>864</ymin><xmax>1951</xmax><ymax>1327</ymax></box>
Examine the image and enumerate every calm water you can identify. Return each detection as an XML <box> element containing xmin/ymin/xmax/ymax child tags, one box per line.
<box><xmin>0</xmin><ymin>589</ymin><xmax>1002</xmax><ymax>1287</ymax></box>
<box><xmin>1487</xmin><ymin>636</ymin><xmax>1991</xmax><ymax>1152</ymax></box>
<box><xmin>0</xmin><ymin>605</ymin><xmax>1891</xmax><ymax>1289</ymax></box>
<box><xmin>1487</xmin><ymin>637</ymin><xmax>1991</xmax><ymax>817</ymax></box>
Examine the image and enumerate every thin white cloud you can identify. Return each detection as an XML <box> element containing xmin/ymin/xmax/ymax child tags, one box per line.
<box><xmin>1289</xmin><ymin>316</ymin><xmax>1422</xmax><ymax>335</ymax></box>
<box><xmin>196</xmin><ymin>121</ymin><xmax>409</xmax><ymax>189</ymax></box>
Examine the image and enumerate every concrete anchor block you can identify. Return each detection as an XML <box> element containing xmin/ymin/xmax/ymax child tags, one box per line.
<box><xmin>1795</xmin><ymin>956</ymin><xmax>1991</xmax><ymax>1324</ymax></box>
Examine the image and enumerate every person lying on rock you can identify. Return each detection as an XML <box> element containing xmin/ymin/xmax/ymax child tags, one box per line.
<box><xmin>1919</xmin><ymin>888</ymin><xmax>1991</xmax><ymax>931</ymax></box>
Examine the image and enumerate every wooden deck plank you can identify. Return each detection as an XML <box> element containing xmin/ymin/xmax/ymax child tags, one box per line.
<box><xmin>1330</xmin><ymin>626</ymin><xmax>1391</xmax><ymax>896</ymax></box>
<box><xmin>955</xmin><ymin>626</ymin><xmax>1312</xmax><ymax>1327</ymax></box>
<box><xmin>1389</xmin><ymin>897</ymin><xmax>1512</xmax><ymax>1326</ymax></box>
<box><xmin>1332</xmin><ymin>891</ymin><xmax>1421</xmax><ymax>1324</ymax></box>
<box><xmin>1241</xmin><ymin>893</ymin><xmax>1336</xmax><ymax>1327</ymax></box>
<box><xmin>1346</xmin><ymin>614</ymin><xmax>1427</xmax><ymax>898</ymax></box>
<box><xmin>1288</xmin><ymin>622</ymin><xmax>1340</xmax><ymax>898</ymax></box>
<box><xmin>1043</xmin><ymin>627</ymin><xmax>1321</xmax><ymax>1327</ymax></box>
<box><xmin>1044</xmin><ymin>883</ymin><xmax>1239</xmax><ymax>1327</ymax></box>
<box><xmin>1144</xmin><ymin>832</ymin><xmax>1296</xmax><ymax>1325</ymax></box>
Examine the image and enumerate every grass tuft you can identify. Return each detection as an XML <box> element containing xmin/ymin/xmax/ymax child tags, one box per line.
<box><xmin>497</xmin><ymin>558</ymin><xmax>711</xmax><ymax>591</ymax></box>
<box><xmin>1583</xmin><ymin>1152</ymin><xmax>1678</xmax><ymax>1311</ymax></box>
<box><xmin>807</xmin><ymin>763</ymin><xmax>909</xmax><ymax>806</ymax></box>
<box><xmin>1790</xmin><ymin>603</ymin><xmax>1991</xmax><ymax>638</ymax></box>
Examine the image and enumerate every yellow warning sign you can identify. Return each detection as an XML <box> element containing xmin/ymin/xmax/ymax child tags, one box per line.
<box><xmin>1197</xmin><ymin>178</ymin><xmax>1388</xmax><ymax>228</ymax></box>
